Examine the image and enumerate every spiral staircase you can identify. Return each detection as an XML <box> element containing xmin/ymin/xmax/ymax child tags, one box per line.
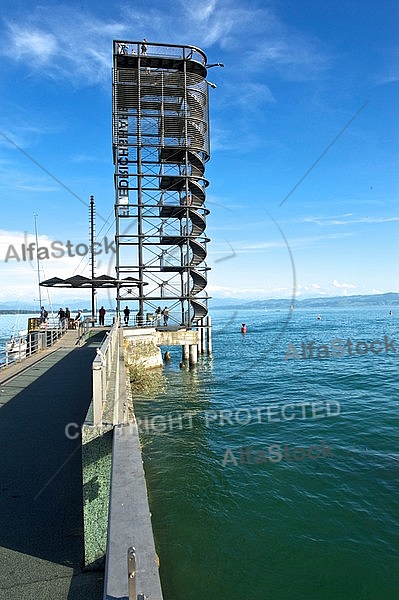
<box><xmin>113</xmin><ymin>41</ymin><xmax>213</xmax><ymax>326</ymax></box>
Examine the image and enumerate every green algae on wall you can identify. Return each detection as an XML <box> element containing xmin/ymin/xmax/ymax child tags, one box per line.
<box><xmin>124</xmin><ymin>337</ymin><xmax>163</xmax><ymax>369</ymax></box>
<box><xmin>82</xmin><ymin>424</ymin><xmax>113</xmax><ymax>570</ymax></box>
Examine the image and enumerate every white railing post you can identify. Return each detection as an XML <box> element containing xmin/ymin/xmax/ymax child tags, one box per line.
<box><xmin>92</xmin><ymin>363</ymin><xmax>103</xmax><ymax>425</ymax></box>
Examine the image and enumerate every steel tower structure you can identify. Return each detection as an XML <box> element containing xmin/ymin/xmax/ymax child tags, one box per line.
<box><xmin>112</xmin><ymin>40</ymin><xmax>212</xmax><ymax>327</ymax></box>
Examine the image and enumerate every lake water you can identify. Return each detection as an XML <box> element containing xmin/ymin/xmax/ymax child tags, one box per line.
<box><xmin>133</xmin><ymin>305</ymin><xmax>399</xmax><ymax>600</ymax></box>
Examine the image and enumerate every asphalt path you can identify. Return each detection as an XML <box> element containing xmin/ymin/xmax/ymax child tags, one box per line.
<box><xmin>0</xmin><ymin>330</ymin><xmax>106</xmax><ymax>600</ymax></box>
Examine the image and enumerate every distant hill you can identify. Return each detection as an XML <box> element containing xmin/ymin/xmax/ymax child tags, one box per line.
<box><xmin>0</xmin><ymin>305</ymin><xmax>98</xmax><ymax>315</ymax></box>
<box><xmin>210</xmin><ymin>292</ymin><xmax>399</xmax><ymax>310</ymax></box>
<box><xmin>1</xmin><ymin>292</ymin><xmax>398</xmax><ymax>314</ymax></box>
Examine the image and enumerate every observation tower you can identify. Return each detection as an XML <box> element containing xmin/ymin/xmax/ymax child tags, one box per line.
<box><xmin>112</xmin><ymin>39</ymin><xmax>214</xmax><ymax>328</ymax></box>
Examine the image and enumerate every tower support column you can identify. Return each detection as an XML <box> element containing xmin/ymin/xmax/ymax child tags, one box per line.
<box><xmin>189</xmin><ymin>344</ymin><xmax>198</xmax><ymax>365</ymax></box>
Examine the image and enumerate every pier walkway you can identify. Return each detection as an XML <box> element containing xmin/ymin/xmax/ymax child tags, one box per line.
<box><xmin>0</xmin><ymin>329</ymin><xmax>107</xmax><ymax>600</ymax></box>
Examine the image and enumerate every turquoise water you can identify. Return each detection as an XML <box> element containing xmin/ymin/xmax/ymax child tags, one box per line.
<box><xmin>134</xmin><ymin>306</ymin><xmax>399</xmax><ymax>599</ymax></box>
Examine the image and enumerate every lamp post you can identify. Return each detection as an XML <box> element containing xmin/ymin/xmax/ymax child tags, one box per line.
<box><xmin>90</xmin><ymin>195</ymin><xmax>96</xmax><ymax>326</ymax></box>
<box><xmin>33</xmin><ymin>213</ymin><xmax>42</xmax><ymax>309</ymax></box>
<box><xmin>205</xmin><ymin>62</ymin><xmax>224</xmax><ymax>89</ymax></box>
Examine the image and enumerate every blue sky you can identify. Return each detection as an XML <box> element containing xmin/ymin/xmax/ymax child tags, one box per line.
<box><xmin>0</xmin><ymin>0</ymin><xmax>398</xmax><ymax>307</ymax></box>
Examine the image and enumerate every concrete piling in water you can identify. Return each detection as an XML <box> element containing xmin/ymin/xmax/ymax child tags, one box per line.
<box><xmin>189</xmin><ymin>344</ymin><xmax>198</xmax><ymax>365</ymax></box>
<box><xmin>182</xmin><ymin>344</ymin><xmax>189</xmax><ymax>364</ymax></box>
<box><xmin>206</xmin><ymin>316</ymin><xmax>212</xmax><ymax>354</ymax></box>
<box><xmin>197</xmin><ymin>319</ymin><xmax>201</xmax><ymax>355</ymax></box>
<box><xmin>197</xmin><ymin>318</ymin><xmax>204</xmax><ymax>355</ymax></box>
<box><xmin>200</xmin><ymin>318</ymin><xmax>206</xmax><ymax>354</ymax></box>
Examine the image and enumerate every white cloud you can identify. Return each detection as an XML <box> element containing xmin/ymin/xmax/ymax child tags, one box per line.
<box><xmin>304</xmin><ymin>213</ymin><xmax>399</xmax><ymax>226</ymax></box>
<box><xmin>1</xmin><ymin>8</ymin><xmax>128</xmax><ymax>86</ymax></box>
<box><xmin>0</xmin><ymin>160</ymin><xmax>61</xmax><ymax>195</ymax></box>
<box><xmin>182</xmin><ymin>0</ymin><xmax>255</xmax><ymax>47</ymax></box>
<box><xmin>236</xmin><ymin>232</ymin><xmax>353</xmax><ymax>253</ymax></box>
<box><xmin>7</xmin><ymin>27</ymin><xmax>58</xmax><ymax>62</ymax></box>
<box><xmin>0</xmin><ymin>1</ymin><xmax>329</xmax><ymax>86</ymax></box>
<box><xmin>374</xmin><ymin>47</ymin><xmax>399</xmax><ymax>86</ymax></box>
<box><xmin>332</xmin><ymin>279</ymin><xmax>356</xmax><ymax>289</ymax></box>
<box><xmin>233</xmin><ymin>82</ymin><xmax>275</xmax><ymax>108</ymax></box>
<box><xmin>14</xmin><ymin>184</ymin><xmax>59</xmax><ymax>192</ymax></box>
<box><xmin>208</xmin><ymin>283</ymin><xmax>292</xmax><ymax>298</ymax></box>
<box><xmin>0</xmin><ymin>227</ymin><xmax>117</xmax><ymax>304</ymax></box>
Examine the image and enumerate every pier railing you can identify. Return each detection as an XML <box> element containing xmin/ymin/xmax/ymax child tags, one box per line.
<box><xmin>75</xmin><ymin>316</ymin><xmax>97</xmax><ymax>345</ymax></box>
<box><xmin>2</xmin><ymin>320</ymin><xmax>69</xmax><ymax>367</ymax></box>
<box><xmin>91</xmin><ymin>317</ymin><xmax>120</xmax><ymax>425</ymax></box>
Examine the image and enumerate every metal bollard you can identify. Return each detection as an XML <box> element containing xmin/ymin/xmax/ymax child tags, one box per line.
<box><xmin>127</xmin><ymin>546</ymin><xmax>136</xmax><ymax>600</ymax></box>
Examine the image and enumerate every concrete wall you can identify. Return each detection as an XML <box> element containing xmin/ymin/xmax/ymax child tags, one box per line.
<box><xmin>123</xmin><ymin>330</ymin><xmax>163</xmax><ymax>369</ymax></box>
<box><xmin>82</xmin><ymin>424</ymin><xmax>113</xmax><ymax>570</ymax></box>
<box><xmin>123</xmin><ymin>326</ymin><xmax>199</xmax><ymax>349</ymax></box>
<box><xmin>155</xmin><ymin>328</ymin><xmax>199</xmax><ymax>346</ymax></box>
<box><xmin>103</xmin><ymin>424</ymin><xmax>163</xmax><ymax>600</ymax></box>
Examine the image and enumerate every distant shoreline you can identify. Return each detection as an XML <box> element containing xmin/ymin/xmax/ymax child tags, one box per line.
<box><xmin>1</xmin><ymin>292</ymin><xmax>398</xmax><ymax>314</ymax></box>
<box><xmin>210</xmin><ymin>292</ymin><xmax>399</xmax><ymax>310</ymax></box>
<box><xmin>0</xmin><ymin>309</ymin><xmax>100</xmax><ymax>315</ymax></box>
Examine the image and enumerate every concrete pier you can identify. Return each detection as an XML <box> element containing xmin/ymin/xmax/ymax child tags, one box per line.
<box><xmin>123</xmin><ymin>326</ymin><xmax>200</xmax><ymax>369</ymax></box>
<box><xmin>0</xmin><ymin>326</ymin><xmax>165</xmax><ymax>600</ymax></box>
<box><xmin>0</xmin><ymin>330</ymin><xmax>106</xmax><ymax>599</ymax></box>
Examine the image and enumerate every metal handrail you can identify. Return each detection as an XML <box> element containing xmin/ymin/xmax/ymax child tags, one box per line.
<box><xmin>127</xmin><ymin>547</ymin><xmax>136</xmax><ymax>599</ymax></box>
<box><xmin>113</xmin><ymin>39</ymin><xmax>207</xmax><ymax>66</ymax></box>
<box><xmin>2</xmin><ymin>320</ymin><xmax>68</xmax><ymax>367</ymax></box>
<box><xmin>127</xmin><ymin>547</ymin><xmax>145</xmax><ymax>600</ymax></box>
<box><xmin>91</xmin><ymin>317</ymin><xmax>120</xmax><ymax>425</ymax></box>
<box><xmin>75</xmin><ymin>316</ymin><xmax>96</xmax><ymax>345</ymax></box>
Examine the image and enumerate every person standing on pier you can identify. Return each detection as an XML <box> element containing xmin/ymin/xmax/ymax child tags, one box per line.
<box><xmin>162</xmin><ymin>306</ymin><xmax>169</xmax><ymax>326</ymax></box>
<box><xmin>65</xmin><ymin>307</ymin><xmax>71</xmax><ymax>329</ymax></box>
<box><xmin>40</xmin><ymin>306</ymin><xmax>48</xmax><ymax>325</ymax></box>
<box><xmin>57</xmin><ymin>307</ymin><xmax>66</xmax><ymax>325</ymax></box>
<box><xmin>123</xmin><ymin>305</ymin><xmax>130</xmax><ymax>326</ymax></box>
<box><xmin>98</xmin><ymin>306</ymin><xmax>106</xmax><ymax>326</ymax></box>
<box><xmin>74</xmin><ymin>309</ymin><xmax>84</xmax><ymax>330</ymax></box>
<box><xmin>155</xmin><ymin>306</ymin><xmax>162</xmax><ymax>326</ymax></box>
